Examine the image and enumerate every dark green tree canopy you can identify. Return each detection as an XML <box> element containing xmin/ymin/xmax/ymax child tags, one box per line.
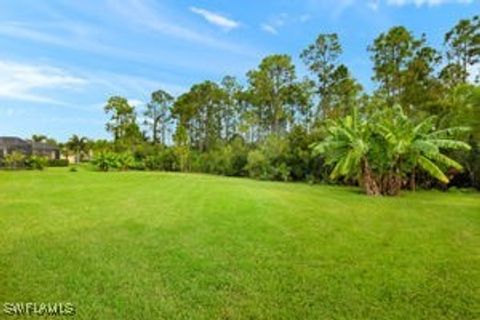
<box><xmin>246</xmin><ymin>54</ymin><xmax>301</xmax><ymax>135</ymax></box>
<box><xmin>82</xmin><ymin>15</ymin><xmax>480</xmax><ymax>193</ymax></box>
<box><xmin>144</xmin><ymin>89</ymin><xmax>174</xmax><ymax>144</ymax></box>
<box><xmin>104</xmin><ymin>96</ymin><xmax>142</xmax><ymax>148</ymax></box>
<box><xmin>445</xmin><ymin>15</ymin><xmax>479</xmax><ymax>82</ymax></box>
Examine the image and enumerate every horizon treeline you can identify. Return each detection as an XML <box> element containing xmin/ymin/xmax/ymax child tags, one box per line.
<box><xmin>31</xmin><ymin>15</ymin><xmax>480</xmax><ymax>190</ymax></box>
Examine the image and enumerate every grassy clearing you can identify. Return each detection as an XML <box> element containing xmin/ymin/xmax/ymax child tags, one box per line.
<box><xmin>0</xmin><ymin>168</ymin><xmax>479</xmax><ymax>319</ymax></box>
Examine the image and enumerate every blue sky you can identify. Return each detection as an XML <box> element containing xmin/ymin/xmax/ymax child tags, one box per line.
<box><xmin>0</xmin><ymin>0</ymin><xmax>478</xmax><ymax>141</ymax></box>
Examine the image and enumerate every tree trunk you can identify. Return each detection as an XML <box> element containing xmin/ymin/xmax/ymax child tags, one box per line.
<box><xmin>409</xmin><ymin>168</ymin><xmax>416</xmax><ymax>191</ymax></box>
<box><xmin>153</xmin><ymin>119</ymin><xmax>158</xmax><ymax>144</ymax></box>
<box><xmin>361</xmin><ymin>159</ymin><xmax>381</xmax><ymax>196</ymax></box>
<box><xmin>161</xmin><ymin>123</ymin><xmax>166</xmax><ymax>146</ymax></box>
<box><xmin>381</xmin><ymin>171</ymin><xmax>402</xmax><ymax>196</ymax></box>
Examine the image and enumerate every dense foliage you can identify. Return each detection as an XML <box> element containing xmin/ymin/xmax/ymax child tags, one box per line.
<box><xmin>313</xmin><ymin>106</ymin><xmax>471</xmax><ymax>195</ymax></box>
<box><xmin>1</xmin><ymin>152</ymin><xmax>47</xmax><ymax>170</ymax></box>
<box><xmin>16</xmin><ymin>16</ymin><xmax>477</xmax><ymax>195</ymax></box>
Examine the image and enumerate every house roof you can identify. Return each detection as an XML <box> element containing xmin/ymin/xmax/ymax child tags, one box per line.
<box><xmin>0</xmin><ymin>136</ymin><xmax>59</xmax><ymax>151</ymax></box>
<box><xmin>0</xmin><ymin>136</ymin><xmax>29</xmax><ymax>147</ymax></box>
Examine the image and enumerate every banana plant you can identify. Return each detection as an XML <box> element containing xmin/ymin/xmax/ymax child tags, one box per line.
<box><xmin>313</xmin><ymin>105</ymin><xmax>470</xmax><ymax>195</ymax></box>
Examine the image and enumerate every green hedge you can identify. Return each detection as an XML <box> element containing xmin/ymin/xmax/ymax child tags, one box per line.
<box><xmin>47</xmin><ymin>159</ymin><xmax>69</xmax><ymax>167</ymax></box>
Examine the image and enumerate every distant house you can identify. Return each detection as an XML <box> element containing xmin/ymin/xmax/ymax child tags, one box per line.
<box><xmin>0</xmin><ymin>136</ymin><xmax>60</xmax><ymax>160</ymax></box>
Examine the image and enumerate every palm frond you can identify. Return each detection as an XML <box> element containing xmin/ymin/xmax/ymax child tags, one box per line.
<box><xmin>330</xmin><ymin>158</ymin><xmax>345</xmax><ymax>179</ymax></box>
<box><xmin>312</xmin><ymin>140</ymin><xmax>347</xmax><ymax>155</ymax></box>
<box><xmin>430</xmin><ymin>139</ymin><xmax>471</xmax><ymax>150</ymax></box>
<box><xmin>430</xmin><ymin>153</ymin><xmax>463</xmax><ymax>171</ymax></box>
<box><xmin>411</xmin><ymin>140</ymin><xmax>439</xmax><ymax>156</ymax></box>
<box><xmin>375</xmin><ymin>124</ymin><xmax>397</xmax><ymax>145</ymax></box>
<box><xmin>331</xmin><ymin>127</ymin><xmax>355</xmax><ymax>141</ymax></box>
<box><xmin>413</xmin><ymin>116</ymin><xmax>436</xmax><ymax>135</ymax></box>
<box><xmin>428</xmin><ymin>126</ymin><xmax>470</xmax><ymax>138</ymax></box>
<box><xmin>343</xmin><ymin>115</ymin><xmax>353</xmax><ymax>129</ymax></box>
<box><xmin>418</xmin><ymin>156</ymin><xmax>449</xmax><ymax>184</ymax></box>
<box><xmin>340</xmin><ymin>151</ymin><xmax>354</xmax><ymax>176</ymax></box>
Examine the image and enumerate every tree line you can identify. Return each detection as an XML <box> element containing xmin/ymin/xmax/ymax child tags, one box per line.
<box><xmin>27</xmin><ymin>16</ymin><xmax>480</xmax><ymax>195</ymax></box>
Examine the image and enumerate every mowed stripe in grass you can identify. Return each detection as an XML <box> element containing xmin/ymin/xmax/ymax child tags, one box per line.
<box><xmin>0</xmin><ymin>168</ymin><xmax>479</xmax><ymax>319</ymax></box>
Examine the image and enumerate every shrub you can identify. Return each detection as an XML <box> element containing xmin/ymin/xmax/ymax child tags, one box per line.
<box><xmin>47</xmin><ymin>159</ymin><xmax>69</xmax><ymax>167</ymax></box>
<box><xmin>131</xmin><ymin>159</ymin><xmax>146</xmax><ymax>171</ymax></box>
<box><xmin>144</xmin><ymin>148</ymin><xmax>178</xmax><ymax>171</ymax></box>
<box><xmin>117</xmin><ymin>152</ymin><xmax>135</xmax><ymax>171</ymax></box>
<box><xmin>202</xmin><ymin>146</ymin><xmax>236</xmax><ymax>176</ymax></box>
<box><xmin>25</xmin><ymin>156</ymin><xmax>47</xmax><ymax>170</ymax></box>
<box><xmin>230</xmin><ymin>138</ymin><xmax>249</xmax><ymax>176</ymax></box>
<box><xmin>286</xmin><ymin>125</ymin><xmax>316</xmax><ymax>181</ymax></box>
<box><xmin>144</xmin><ymin>154</ymin><xmax>164</xmax><ymax>171</ymax></box>
<box><xmin>274</xmin><ymin>162</ymin><xmax>291</xmax><ymax>182</ymax></box>
<box><xmin>245</xmin><ymin>150</ymin><xmax>272</xmax><ymax>180</ymax></box>
<box><xmin>245</xmin><ymin>135</ymin><xmax>292</xmax><ymax>181</ymax></box>
<box><xmin>3</xmin><ymin>151</ymin><xmax>26</xmax><ymax>169</ymax></box>
<box><xmin>91</xmin><ymin>151</ymin><xmax>119</xmax><ymax>171</ymax></box>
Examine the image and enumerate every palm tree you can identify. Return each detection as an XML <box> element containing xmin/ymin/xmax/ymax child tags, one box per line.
<box><xmin>66</xmin><ymin>135</ymin><xmax>88</xmax><ymax>163</ymax></box>
<box><xmin>313</xmin><ymin>107</ymin><xmax>379</xmax><ymax>194</ymax></box>
<box><xmin>117</xmin><ymin>152</ymin><xmax>135</xmax><ymax>171</ymax></box>
<box><xmin>313</xmin><ymin>105</ymin><xmax>470</xmax><ymax>196</ymax></box>
<box><xmin>91</xmin><ymin>151</ymin><xmax>118</xmax><ymax>171</ymax></box>
<box><xmin>31</xmin><ymin>134</ymin><xmax>47</xmax><ymax>143</ymax></box>
<box><xmin>374</xmin><ymin>106</ymin><xmax>471</xmax><ymax>194</ymax></box>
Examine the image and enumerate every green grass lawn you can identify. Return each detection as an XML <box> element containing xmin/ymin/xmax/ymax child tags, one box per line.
<box><xmin>0</xmin><ymin>168</ymin><xmax>479</xmax><ymax>319</ymax></box>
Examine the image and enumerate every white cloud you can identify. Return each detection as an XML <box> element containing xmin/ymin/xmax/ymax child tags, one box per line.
<box><xmin>305</xmin><ymin>0</ymin><xmax>356</xmax><ymax>18</ymax></box>
<box><xmin>189</xmin><ymin>7</ymin><xmax>240</xmax><ymax>31</ymax></box>
<box><xmin>387</xmin><ymin>0</ymin><xmax>473</xmax><ymax>6</ymax></box>
<box><xmin>0</xmin><ymin>60</ymin><xmax>87</xmax><ymax>104</ymax></box>
<box><xmin>0</xmin><ymin>22</ymin><xmax>70</xmax><ymax>47</ymax></box>
<box><xmin>0</xmin><ymin>21</ymin><xmax>149</xmax><ymax>63</ymax></box>
<box><xmin>88</xmin><ymin>71</ymin><xmax>187</xmax><ymax>98</ymax></box>
<box><xmin>260</xmin><ymin>12</ymin><xmax>313</xmax><ymax>35</ymax></box>
<box><xmin>368</xmin><ymin>0</ymin><xmax>380</xmax><ymax>10</ymax></box>
<box><xmin>272</xmin><ymin>13</ymin><xmax>288</xmax><ymax>27</ymax></box>
<box><xmin>331</xmin><ymin>0</ymin><xmax>355</xmax><ymax>18</ymax></box>
<box><xmin>0</xmin><ymin>62</ymin><xmax>187</xmax><ymax>115</ymax></box>
<box><xmin>0</xmin><ymin>22</ymin><xmax>256</xmax><ymax>76</ymax></box>
<box><xmin>107</xmin><ymin>0</ymin><xmax>256</xmax><ymax>57</ymax></box>
<box><xmin>261</xmin><ymin>23</ymin><xmax>278</xmax><ymax>35</ymax></box>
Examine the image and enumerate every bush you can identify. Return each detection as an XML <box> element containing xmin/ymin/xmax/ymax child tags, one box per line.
<box><xmin>144</xmin><ymin>148</ymin><xmax>179</xmax><ymax>171</ymax></box>
<box><xmin>117</xmin><ymin>152</ymin><xmax>135</xmax><ymax>171</ymax></box>
<box><xmin>245</xmin><ymin>150</ymin><xmax>272</xmax><ymax>180</ymax></box>
<box><xmin>91</xmin><ymin>151</ymin><xmax>119</xmax><ymax>171</ymax></box>
<box><xmin>47</xmin><ymin>159</ymin><xmax>69</xmax><ymax>167</ymax></box>
<box><xmin>190</xmin><ymin>137</ymin><xmax>248</xmax><ymax>176</ymax></box>
<box><xmin>25</xmin><ymin>156</ymin><xmax>47</xmax><ymax>170</ymax></box>
<box><xmin>286</xmin><ymin>125</ymin><xmax>316</xmax><ymax>181</ymax></box>
<box><xmin>131</xmin><ymin>159</ymin><xmax>146</xmax><ymax>171</ymax></box>
<box><xmin>144</xmin><ymin>154</ymin><xmax>163</xmax><ymax>171</ymax></box>
<box><xmin>91</xmin><ymin>151</ymin><xmax>142</xmax><ymax>171</ymax></box>
<box><xmin>204</xmin><ymin>146</ymin><xmax>235</xmax><ymax>176</ymax></box>
<box><xmin>190</xmin><ymin>137</ymin><xmax>249</xmax><ymax>176</ymax></box>
<box><xmin>227</xmin><ymin>136</ymin><xmax>249</xmax><ymax>176</ymax></box>
<box><xmin>3</xmin><ymin>151</ymin><xmax>26</xmax><ymax>169</ymax></box>
<box><xmin>245</xmin><ymin>135</ymin><xmax>292</xmax><ymax>181</ymax></box>
<box><xmin>274</xmin><ymin>162</ymin><xmax>291</xmax><ymax>182</ymax></box>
